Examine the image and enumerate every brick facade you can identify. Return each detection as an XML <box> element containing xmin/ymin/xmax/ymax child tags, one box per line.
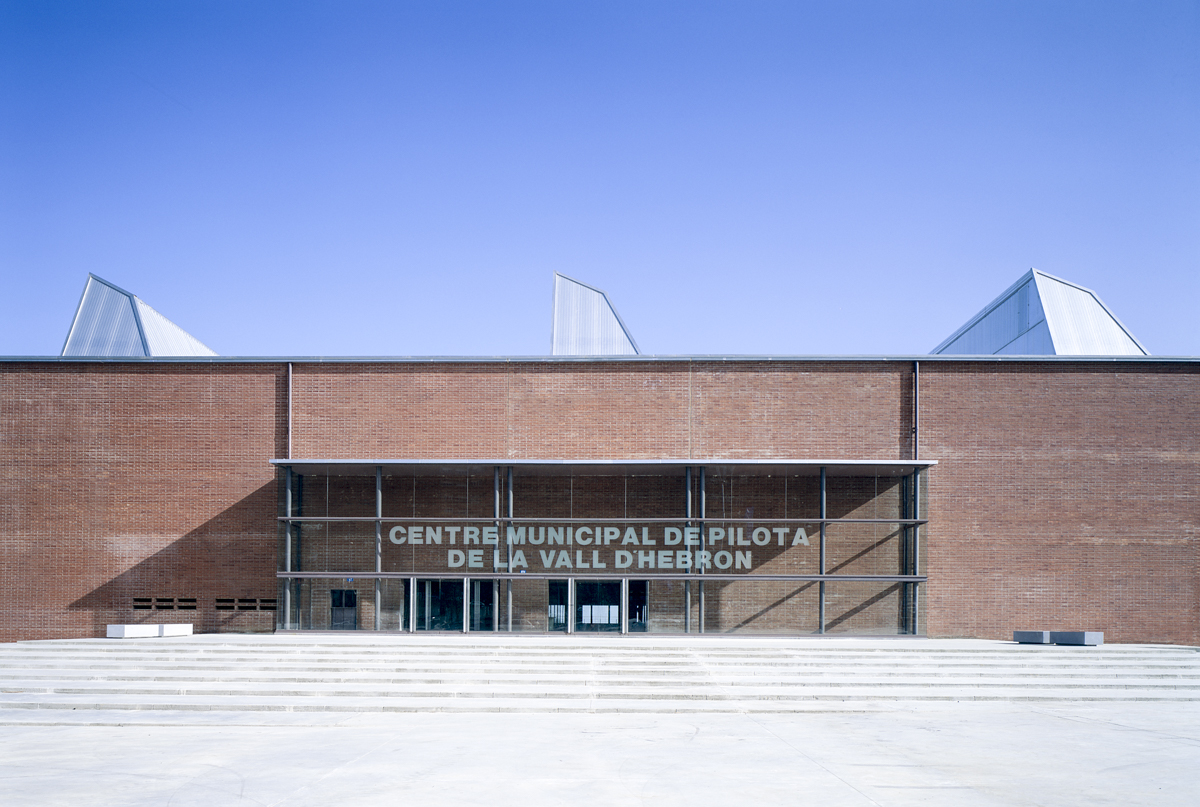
<box><xmin>2</xmin><ymin>358</ymin><xmax>1196</xmax><ymax>643</ymax></box>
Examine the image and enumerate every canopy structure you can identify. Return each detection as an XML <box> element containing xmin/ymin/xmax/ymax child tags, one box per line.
<box><xmin>551</xmin><ymin>273</ymin><xmax>639</xmax><ymax>356</ymax></box>
<box><xmin>932</xmin><ymin>269</ymin><xmax>1148</xmax><ymax>356</ymax></box>
<box><xmin>61</xmin><ymin>274</ymin><xmax>216</xmax><ymax>357</ymax></box>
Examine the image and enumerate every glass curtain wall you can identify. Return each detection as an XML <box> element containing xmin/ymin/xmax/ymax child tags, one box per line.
<box><xmin>278</xmin><ymin>463</ymin><xmax>928</xmax><ymax>635</ymax></box>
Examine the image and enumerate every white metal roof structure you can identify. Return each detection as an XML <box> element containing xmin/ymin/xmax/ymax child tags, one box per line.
<box><xmin>61</xmin><ymin>274</ymin><xmax>217</xmax><ymax>357</ymax></box>
<box><xmin>551</xmin><ymin>273</ymin><xmax>639</xmax><ymax>356</ymax></box>
<box><xmin>932</xmin><ymin>269</ymin><xmax>1148</xmax><ymax>356</ymax></box>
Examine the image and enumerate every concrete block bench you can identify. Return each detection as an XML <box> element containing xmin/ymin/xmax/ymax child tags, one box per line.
<box><xmin>107</xmin><ymin>624</ymin><xmax>193</xmax><ymax>639</ymax></box>
<box><xmin>1014</xmin><ymin>630</ymin><xmax>1103</xmax><ymax>646</ymax></box>
<box><xmin>1013</xmin><ymin>630</ymin><xmax>1051</xmax><ymax>644</ymax></box>
<box><xmin>1049</xmin><ymin>631</ymin><xmax>1103</xmax><ymax>646</ymax></box>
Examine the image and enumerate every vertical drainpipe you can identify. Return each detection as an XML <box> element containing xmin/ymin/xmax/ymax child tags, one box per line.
<box><xmin>287</xmin><ymin>363</ymin><xmax>293</xmax><ymax>461</ymax></box>
<box><xmin>819</xmin><ymin>466</ymin><xmax>827</xmax><ymax>635</ymax></box>
<box><xmin>913</xmin><ymin>360</ymin><xmax>920</xmax><ymax>462</ymax></box>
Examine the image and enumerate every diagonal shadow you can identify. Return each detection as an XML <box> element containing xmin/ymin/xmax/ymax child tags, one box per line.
<box><xmin>724</xmin><ymin>581</ymin><xmax>818</xmax><ymax>631</ymax></box>
<box><xmin>68</xmin><ymin>481</ymin><xmax>279</xmax><ymax>636</ymax></box>
<box><xmin>824</xmin><ymin>583</ymin><xmax>901</xmax><ymax>631</ymax></box>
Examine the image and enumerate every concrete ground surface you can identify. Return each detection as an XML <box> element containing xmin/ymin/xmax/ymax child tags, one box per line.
<box><xmin>0</xmin><ymin>636</ymin><xmax>1197</xmax><ymax>805</ymax></box>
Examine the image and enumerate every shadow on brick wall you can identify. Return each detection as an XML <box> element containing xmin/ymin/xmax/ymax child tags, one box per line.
<box><xmin>67</xmin><ymin>481</ymin><xmax>279</xmax><ymax>637</ymax></box>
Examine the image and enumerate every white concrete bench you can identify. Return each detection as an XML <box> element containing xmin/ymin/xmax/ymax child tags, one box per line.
<box><xmin>107</xmin><ymin>624</ymin><xmax>193</xmax><ymax>638</ymax></box>
<box><xmin>1014</xmin><ymin>630</ymin><xmax>1103</xmax><ymax>646</ymax></box>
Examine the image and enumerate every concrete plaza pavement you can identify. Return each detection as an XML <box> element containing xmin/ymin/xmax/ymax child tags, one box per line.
<box><xmin>0</xmin><ymin>635</ymin><xmax>1197</xmax><ymax>805</ymax></box>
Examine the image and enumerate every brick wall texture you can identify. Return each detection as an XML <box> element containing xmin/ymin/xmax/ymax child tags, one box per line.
<box><xmin>1</xmin><ymin>358</ymin><xmax>1196</xmax><ymax>643</ymax></box>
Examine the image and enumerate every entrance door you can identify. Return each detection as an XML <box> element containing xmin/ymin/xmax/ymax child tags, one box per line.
<box><xmin>470</xmin><ymin>579</ymin><xmax>494</xmax><ymax>631</ymax></box>
<box><xmin>548</xmin><ymin>580</ymin><xmax>568</xmax><ymax>632</ymax></box>
<box><xmin>629</xmin><ymin>580</ymin><xmax>648</xmax><ymax>632</ymax></box>
<box><xmin>575</xmin><ymin>581</ymin><xmax>621</xmax><ymax>632</ymax></box>
<box><xmin>416</xmin><ymin>579</ymin><xmax>463</xmax><ymax>631</ymax></box>
<box><xmin>330</xmin><ymin>589</ymin><xmax>357</xmax><ymax>630</ymax></box>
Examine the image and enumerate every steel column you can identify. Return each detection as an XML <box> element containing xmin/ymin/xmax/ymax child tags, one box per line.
<box><xmin>698</xmin><ymin>466</ymin><xmax>706</xmax><ymax>634</ymax></box>
<box><xmin>819</xmin><ymin>466</ymin><xmax>827</xmax><ymax>635</ymax></box>
<box><xmin>684</xmin><ymin>467</ymin><xmax>692</xmax><ymax>634</ymax></box>
<box><xmin>374</xmin><ymin>465</ymin><xmax>382</xmax><ymax>630</ymax></box>
<box><xmin>462</xmin><ymin>577</ymin><xmax>469</xmax><ymax>633</ymax></box>
<box><xmin>494</xmin><ymin>467</ymin><xmax>502</xmax><ymax>632</ymax></box>
<box><xmin>506</xmin><ymin>466</ymin><xmax>514</xmax><ymax>633</ymax></box>
<box><xmin>408</xmin><ymin>577</ymin><xmax>416</xmax><ymax>632</ymax></box>
<box><xmin>567</xmin><ymin>577</ymin><xmax>575</xmax><ymax>634</ymax></box>
<box><xmin>283</xmin><ymin>467</ymin><xmax>292</xmax><ymax>629</ymax></box>
<box><xmin>912</xmin><ymin>468</ymin><xmax>921</xmax><ymax>634</ymax></box>
<box><xmin>620</xmin><ymin>578</ymin><xmax>629</xmax><ymax>635</ymax></box>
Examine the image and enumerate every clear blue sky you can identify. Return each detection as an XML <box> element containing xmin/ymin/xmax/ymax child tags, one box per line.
<box><xmin>2</xmin><ymin>1</ymin><xmax>1197</xmax><ymax>357</ymax></box>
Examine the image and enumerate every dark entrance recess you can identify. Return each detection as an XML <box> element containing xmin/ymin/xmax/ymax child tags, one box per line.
<box><xmin>548</xmin><ymin>580</ymin><xmax>568</xmax><ymax>632</ymax></box>
<box><xmin>576</xmin><ymin>581</ymin><xmax>621</xmax><ymax>633</ymax></box>
<box><xmin>629</xmin><ymin>580</ymin><xmax>648</xmax><ymax>632</ymax></box>
<box><xmin>417</xmin><ymin>579</ymin><xmax>463</xmax><ymax>631</ymax></box>
<box><xmin>330</xmin><ymin>589</ymin><xmax>357</xmax><ymax>630</ymax></box>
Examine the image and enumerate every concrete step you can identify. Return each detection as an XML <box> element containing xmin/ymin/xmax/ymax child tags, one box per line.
<box><xmin>0</xmin><ymin>635</ymin><xmax>1196</xmax><ymax>715</ymax></box>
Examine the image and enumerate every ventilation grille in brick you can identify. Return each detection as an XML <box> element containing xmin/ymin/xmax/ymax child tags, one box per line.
<box><xmin>216</xmin><ymin>598</ymin><xmax>277</xmax><ymax>612</ymax></box>
<box><xmin>133</xmin><ymin>597</ymin><xmax>196</xmax><ymax>611</ymax></box>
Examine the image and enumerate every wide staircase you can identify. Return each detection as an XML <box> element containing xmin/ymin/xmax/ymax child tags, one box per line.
<box><xmin>0</xmin><ymin>635</ymin><xmax>1197</xmax><ymax>716</ymax></box>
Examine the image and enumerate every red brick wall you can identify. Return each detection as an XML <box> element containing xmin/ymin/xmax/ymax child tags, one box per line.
<box><xmin>0</xmin><ymin>363</ymin><xmax>284</xmax><ymax>641</ymax></box>
<box><xmin>290</xmin><ymin>360</ymin><xmax>909</xmax><ymax>461</ymax></box>
<box><xmin>2</xmin><ymin>358</ymin><xmax>1196</xmax><ymax>643</ymax></box>
<box><xmin>920</xmin><ymin>362</ymin><xmax>1200</xmax><ymax>644</ymax></box>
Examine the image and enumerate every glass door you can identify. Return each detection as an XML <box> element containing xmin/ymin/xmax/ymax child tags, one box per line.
<box><xmin>416</xmin><ymin>579</ymin><xmax>463</xmax><ymax>631</ymax></box>
<box><xmin>330</xmin><ymin>589</ymin><xmax>357</xmax><ymax>630</ymax></box>
<box><xmin>575</xmin><ymin>580</ymin><xmax>621</xmax><ymax>633</ymax></box>
<box><xmin>469</xmin><ymin>579</ymin><xmax>494</xmax><ymax>631</ymax></box>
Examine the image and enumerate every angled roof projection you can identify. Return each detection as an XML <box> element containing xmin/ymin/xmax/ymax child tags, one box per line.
<box><xmin>551</xmin><ymin>273</ymin><xmax>639</xmax><ymax>356</ymax></box>
<box><xmin>62</xmin><ymin>274</ymin><xmax>217</xmax><ymax>357</ymax></box>
<box><xmin>932</xmin><ymin>269</ymin><xmax>1147</xmax><ymax>356</ymax></box>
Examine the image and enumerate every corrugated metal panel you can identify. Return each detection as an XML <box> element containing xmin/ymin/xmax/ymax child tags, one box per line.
<box><xmin>933</xmin><ymin>272</ymin><xmax>1047</xmax><ymax>355</ymax></box>
<box><xmin>1034</xmin><ymin>273</ymin><xmax>1147</xmax><ymax>356</ymax></box>
<box><xmin>551</xmin><ymin>273</ymin><xmax>639</xmax><ymax>355</ymax></box>
<box><xmin>61</xmin><ymin>276</ymin><xmax>146</xmax><ymax>357</ymax></box>
<box><xmin>996</xmin><ymin>320</ymin><xmax>1055</xmax><ymax>355</ymax></box>
<box><xmin>136</xmin><ymin>299</ymin><xmax>216</xmax><ymax>356</ymax></box>
<box><xmin>61</xmin><ymin>274</ymin><xmax>217</xmax><ymax>357</ymax></box>
<box><xmin>933</xmin><ymin>269</ymin><xmax>1147</xmax><ymax>356</ymax></box>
